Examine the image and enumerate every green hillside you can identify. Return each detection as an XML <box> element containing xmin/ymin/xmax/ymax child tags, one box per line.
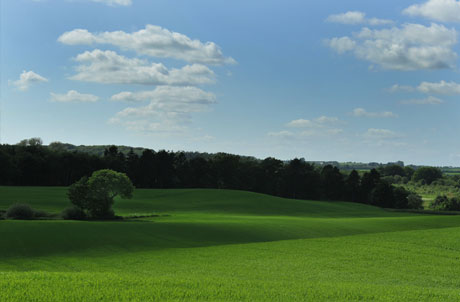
<box><xmin>1</xmin><ymin>187</ymin><xmax>460</xmax><ymax>301</ymax></box>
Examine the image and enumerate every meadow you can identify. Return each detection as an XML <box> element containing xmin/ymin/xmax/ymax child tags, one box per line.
<box><xmin>1</xmin><ymin>187</ymin><xmax>460</xmax><ymax>301</ymax></box>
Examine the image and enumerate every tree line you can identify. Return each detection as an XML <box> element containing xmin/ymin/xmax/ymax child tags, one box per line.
<box><xmin>1</xmin><ymin>139</ymin><xmax>443</xmax><ymax>209</ymax></box>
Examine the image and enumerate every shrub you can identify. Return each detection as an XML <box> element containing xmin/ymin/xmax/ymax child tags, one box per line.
<box><xmin>407</xmin><ymin>193</ymin><xmax>424</xmax><ymax>210</ymax></box>
<box><xmin>6</xmin><ymin>203</ymin><xmax>35</xmax><ymax>220</ymax></box>
<box><xmin>430</xmin><ymin>195</ymin><xmax>460</xmax><ymax>211</ymax></box>
<box><xmin>61</xmin><ymin>206</ymin><xmax>87</xmax><ymax>220</ymax></box>
<box><xmin>33</xmin><ymin>209</ymin><xmax>52</xmax><ymax>218</ymax></box>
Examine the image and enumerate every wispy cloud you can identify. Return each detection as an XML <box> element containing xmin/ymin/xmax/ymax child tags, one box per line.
<box><xmin>50</xmin><ymin>90</ymin><xmax>99</xmax><ymax>103</ymax></box>
<box><xmin>109</xmin><ymin>86</ymin><xmax>216</xmax><ymax>134</ymax></box>
<box><xmin>326</xmin><ymin>11</ymin><xmax>393</xmax><ymax>26</ymax></box>
<box><xmin>400</xmin><ymin>96</ymin><xmax>444</xmax><ymax>105</ymax></box>
<box><xmin>351</xmin><ymin>108</ymin><xmax>398</xmax><ymax>118</ymax></box>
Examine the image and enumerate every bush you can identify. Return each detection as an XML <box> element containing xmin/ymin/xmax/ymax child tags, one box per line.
<box><xmin>430</xmin><ymin>195</ymin><xmax>460</xmax><ymax>211</ymax></box>
<box><xmin>6</xmin><ymin>203</ymin><xmax>35</xmax><ymax>220</ymax></box>
<box><xmin>61</xmin><ymin>206</ymin><xmax>87</xmax><ymax>220</ymax></box>
<box><xmin>33</xmin><ymin>209</ymin><xmax>52</xmax><ymax>218</ymax></box>
<box><xmin>407</xmin><ymin>193</ymin><xmax>424</xmax><ymax>210</ymax></box>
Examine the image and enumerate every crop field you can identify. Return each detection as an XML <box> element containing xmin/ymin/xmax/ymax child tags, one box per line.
<box><xmin>1</xmin><ymin>187</ymin><xmax>460</xmax><ymax>301</ymax></box>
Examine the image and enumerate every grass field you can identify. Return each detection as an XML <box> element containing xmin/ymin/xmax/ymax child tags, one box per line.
<box><xmin>1</xmin><ymin>187</ymin><xmax>460</xmax><ymax>301</ymax></box>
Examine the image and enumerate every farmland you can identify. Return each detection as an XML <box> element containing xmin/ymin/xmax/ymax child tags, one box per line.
<box><xmin>1</xmin><ymin>187</ymin><xmax>460</xmax><ymax>301</ymax></box>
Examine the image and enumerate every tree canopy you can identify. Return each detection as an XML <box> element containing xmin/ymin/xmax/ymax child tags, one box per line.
<box><xmin>68</xmin><ymin>169</ymin><xmax>134</xmax><ymax>218</ymax></box>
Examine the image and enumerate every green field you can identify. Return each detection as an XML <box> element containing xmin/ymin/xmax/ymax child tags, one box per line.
<box><xmin>1</xmin><ymin>187</ymin><xmax>460</xmax><ymax>301</ymax></box>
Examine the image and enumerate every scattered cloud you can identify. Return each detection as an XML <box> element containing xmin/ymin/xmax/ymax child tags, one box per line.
<box><xmin>327</xmin><ymin>37</ymin><xmax>356</xmax><ymax>54</ymax></box>
<box><xmin>403</xmin><ymin>0</ymin><xmax>460</xmax><ymax>23</ymax></box>
<box><xmin>50</xmin><ymin>90</ymin><xmax>99</xmax><ymax>103</ymax></box>
<box><xmin>267</xmin><ymin>131</ymin><xmax>295</xmax><ymax>139</ymax></box>
<box><xmin>90</xmin><ymin>0</ymin><xmax>132</xmax><ymax>6</ymax></box>
<box><xmin>417</xmin><ymin>80</ymin><xmax>460</xmax><ymax>95</ymax></box>
<box><xmin>388</xmin><ymin>84</ymin><xmax>415</xmax><ymax>93</ymax></box>
<box><xmin>286</xmin><ymin>116</ymin><xmax>339</xmax><ymax>128</ymax></box>
<box><xmin>351</xmin><ymin>108</ymin><xmax>398</xmax><ymax>118</ymax></box>
<box><xmin>400</xmin><ymin>96</ymin><xmax>444</xmax><ymax>105</ymax></box>
<box><xmin>389</xmin><ymin>80</ymin><xmax>460</xmax><ymax>96</ymax></box>
<box><xmin>109</xmin><ymin>86</ymin><xmax>216</xmax><ymax>134</ymax></box>
<box><xmin>363</xmin><ymin>128</ymin><xmax>402</xmax><ymax>139</ymax></box>
<box><xmin>326</xmin><ymin>11</ymin><xmax>393</xmax><ymax>26</ymax></box>
<box><xmin>69</xmin><ymin>49</ymin><xmax>215</xmax><ymax>86</ymax></box>
<box><xmin>327</xmin><ymin>23</ymin><xmax>458</xmax><ymax>70</ymax></box>
<box><xmin>271</xmin><ymin>116</ymin><xmax>343</xmax><ymax>140</ymax></box>
<box><xmin>9</xmin><ymin>70</ymin><xmax>48</xmax><ymax>91</ymax></box>
<box><xmin>58</xmin><ymin>25</ymin><xmax>236</xmax><ymax>65</ymax></box>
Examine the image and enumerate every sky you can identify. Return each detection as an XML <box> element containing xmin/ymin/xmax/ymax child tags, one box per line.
<box><xmin>1</xmin><ymin>0</ymin><xmax>460</xmax><ymax>166</ymax></box>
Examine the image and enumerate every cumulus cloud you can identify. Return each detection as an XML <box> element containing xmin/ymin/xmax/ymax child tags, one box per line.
<box><xmin>327</xmin><ymin>37</ymin><xmax>356</xmax><ymax>54</ymax></box>
<box><xmin>50</xmin><ymin>90</ymin><xmax>99</xmax><ymax>103</ymax></box>
<box><xmin>351</xmin><ymin>108</ymin><xmax>398</xmax><ymax>118</ymax></box>
<box><xmin>69</xmin><ymin>49</ymin><xmax>215</xmax><ymax>86</ymax></box>
<box><xmin>400</xmin><ymin>96</ymin><xmax>444</xmax><ymax>105</ymax></box>
<box><xmin>404</xmin><ymin>0</ymin><xmax>460</xmax><ymax>23</ymax></box>
<box><xmin>417</xmin><ymin>80</ymin><xmax>460</xmax><ymax>95</ymax></box>
<box><xmin>390</xmin><ymin>80</ymin><xmax>460</xmax><ymax>96</ymax></box>
<box><xmin>327</xmin><ymin>23</ymin><xmax>458</xmax><ymax>70</ymax></box>
<box><xmin>58</xmin><ymin>25</ymin><xmax>236</xmax><ymax>65</ymax></box>
<box><xmin>10</xmin><ymin>70</ymin><xmax>48</xmax><ymax>91</ymax></box>
<box><xmin>109</xmin><ymin>86</ymin><xmax>216</xmax><ymax>134</ymax></box>
<box><xmin>326</xmin><ymin>11</ymin><xmax>393</xmax><ymax>26</ymax></box>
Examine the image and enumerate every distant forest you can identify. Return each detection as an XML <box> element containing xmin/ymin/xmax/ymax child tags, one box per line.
<box><xmin>0</xmin><ymin>138</ymin><xmax>447</xmax><ymax>210</ymax></box>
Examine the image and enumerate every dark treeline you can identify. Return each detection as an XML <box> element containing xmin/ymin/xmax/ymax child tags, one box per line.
<box><xmin>0</xmin><ymin>140</ymin><xmax>430</xmax><ymax>209</ymax></box>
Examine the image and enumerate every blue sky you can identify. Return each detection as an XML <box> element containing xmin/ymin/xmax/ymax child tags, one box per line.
<box><xmin>1</xmin><ymin>0</ymin><xmax>460</xmax><ymax>165</ymax></box>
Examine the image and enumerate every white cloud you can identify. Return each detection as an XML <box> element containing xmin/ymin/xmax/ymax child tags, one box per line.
<box><xmin>404</xmin><ymin>0</ymin><xmax>460</xmax><ymax>23</ymax></box>
<box><xmin>327</xmin><ymin>37</ymin><xmax>356</xmax><ymax>54</ymax></box>
<box><xmin>69</xmin><ymin>49</ymin><xmax>215</xmax><ymax>86</ymax></box>
<box><xmin>50</xmin><ymin>90</ymin><xmax>99</xmax><ymax>103</ymax></box>
<box><xmin>351</xmin><ymin>108</ymin><xmax>398</xmax><ymax>118</ymax></box>
<box><xmin>363</xmin><ymin>128</ymin><xmax>401</xmax><ymax>139</ymax></box>
<box><xmin>388</xmin><ymin>84</ymin><xmax>415</xmax><ymax>92</ymax></box>
<box><xmin>58</xmin><ymin>25</ymin><xmax>236</xmax><ymax>65</ymax></box>
<box><xmin>326</xmin><ymin>11</ymin><xmax>393</xmax><ymax>26</ymax></box>
<box><xmin>109</xmin><ymin>86</ymin><xmax>216</xmax><ymax>134</ymax></box>
<box><xmin>286</xmin><ymin>116</ymin><xmax>339</xmax><ymax>128</ymax></box>
<box><xmin>10</xmin><ymin>70</ymin><xmax>48</xmax><ymax>91</ymax></box>
<box><xmin>274</xmin><ymin>116</ymin><xmax>343</xmax><ymax>139</ymax></box>
<box><xmin>327</xmin><ymin>23</ymin><xmax>458</xmax><ymax>70</ymax></box>
<box><xmin>390</xmin><ymin>80</ymin><xmax>460</xmax><ymax>95</ymax></box>
<box><xmin>267</xmin><ymin>131</ymin><xmax>295</xmax><ymax>139</ymax></box>
<box><xmin>417</xmin><ymin>80</ymin><xmax>460</xmax><ymax>95</ymax></box>
<box><xmin>91</xmin><ymin>0</ymin><xmax>132</xmax><ymax>6</ymax></box>
<box><xmin>315</xmin><ymin>116</ymin><xmax>339</xmax><ymax>123</ymax></box>
<box><xmin>327</xmin><ymin>11</ymin><xmax>366</xmax><ymax>24</ymax></box>
<box><xmin>286</xmin><ymin>119</ymin><xmax>315</xmax><ymax>128</ymax></box>
<box><xmin>400</xmin><ymin>96</ymin><xmax>444</xmax><ymax>105</ymax></box>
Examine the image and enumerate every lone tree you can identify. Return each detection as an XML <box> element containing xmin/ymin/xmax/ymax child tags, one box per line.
<box><xmin>68</xmin><ymin>169</ymin><xmax>134</xmax><ymax>219</ymax></box>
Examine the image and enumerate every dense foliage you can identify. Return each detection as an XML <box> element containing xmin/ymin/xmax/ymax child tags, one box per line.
<box><xmin>0</xmin><ymin>140</ymin><xmax>449</xmax><ymax>210</ymax></box>
<box><xmin>68</xmin><ymin>169</ymin><xmax>134</xmax><ymax>218</ymax></box>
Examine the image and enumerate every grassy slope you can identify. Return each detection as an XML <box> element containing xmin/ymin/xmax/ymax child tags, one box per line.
<box><xmin>1</xmin><ymin>187</ymin><xmax>460</xmax><ymax>301</ymax></box>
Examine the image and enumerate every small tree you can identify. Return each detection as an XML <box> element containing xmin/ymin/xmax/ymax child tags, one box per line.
<box><xmin>407</xmin><ymin>193</ymin><xmax>424</xmax><ymax>210</ymax></box>
<box><xmin>68</xmin><ymin>169</ymin><xmax>134</xmax><ymax>219</ymax></box>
